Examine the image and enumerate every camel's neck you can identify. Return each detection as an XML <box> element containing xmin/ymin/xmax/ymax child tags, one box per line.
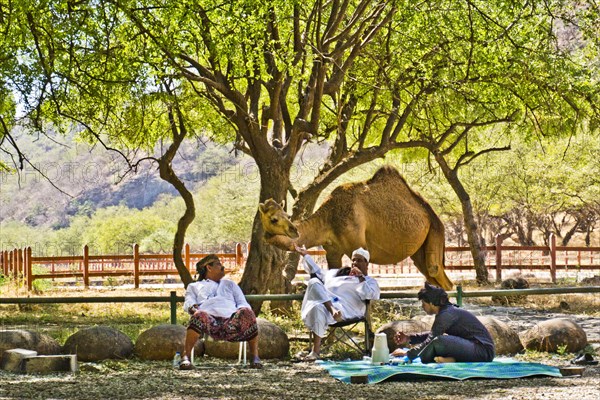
<box><xmin>295</xmin><ymin>216</ymin><xmax>330</xmax><ymax>249</ymax></box>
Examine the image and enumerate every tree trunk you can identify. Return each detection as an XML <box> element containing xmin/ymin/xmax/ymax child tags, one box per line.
<box><xmin>434</xmin><ymin>154</ymin><xmax>489</xmax><ymax>284</ymax></box>
<box><xmin>156</xmin><ymin>106</ymin><xmax>195</xmax><ymax>287</ymax></box>
<box><xmin>239</xmin><ymin>162</ymin><xmax>291</xmax><ymax>314</ymax></box>
<box><xmin>158</xmin><ymin>146</ymin><xmax>195</xmax><ymax>288</ymax></box>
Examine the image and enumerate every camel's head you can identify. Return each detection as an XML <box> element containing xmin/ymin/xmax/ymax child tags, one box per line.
<box><xmin>259</xmin><ymin>199</ymin><xmax>299</xmax><ymax>238</ymax></box>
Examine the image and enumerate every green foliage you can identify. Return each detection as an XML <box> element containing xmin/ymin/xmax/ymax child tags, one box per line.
<box><xmin>80</xmin><ymin>206</ymin><xmax>177</xmax><ymax>254</ymax></box>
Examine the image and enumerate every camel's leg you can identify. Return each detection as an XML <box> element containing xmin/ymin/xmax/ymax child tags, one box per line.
<box><xmin>324</xmin><ymin>247</ymin><xmax>343</xmax><ymax>270</ymax></box>
<box><xmin>421</xmin><ymin>225</ymin><xmax>453</xmax><ymax>290</ymax></box>
<box><xmin>410</xmin><ymin>246</ymin><xmax>433</xmax><ymax>283</ymax></box>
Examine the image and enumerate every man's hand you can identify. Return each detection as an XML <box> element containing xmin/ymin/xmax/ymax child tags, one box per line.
<box><xmin>349</xmin><ymin>267</ymin><xmax>365</xmax><ymax>281</ymax></box>
<box><xmin>332</xmin><ymin>308</ymin><xmax>343</xmax><ymax>322</ymax></box>
<box><xmin>391</xmin><ymin>348</ymin><xmax>407</xmax><ymax>357</ymax></box>
<box><xmin>394</xmin><ymin>332</ymin><xmax>409</xmax><ymax>347</ymax></box>
<box><xmin>293</xmin><ymin>244</ymin><xmax>308</xmax><ymax>256</ymax></box>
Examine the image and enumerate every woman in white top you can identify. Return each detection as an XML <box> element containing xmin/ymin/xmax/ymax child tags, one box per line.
<box><xmin>179</xmin><ymin>254</ymin><xmax>261</xmax><ymax>369</ymax></box>
<box><xmin>295</xmin><ymin>245</ymin><xmax>380</xmax><ymax>360</ymax></box>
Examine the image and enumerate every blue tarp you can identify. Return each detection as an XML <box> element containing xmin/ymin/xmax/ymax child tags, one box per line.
<box><xmin>317</xmin><ymin>358</ymin><xmax>562</xmax><ymax>384</ymax></box>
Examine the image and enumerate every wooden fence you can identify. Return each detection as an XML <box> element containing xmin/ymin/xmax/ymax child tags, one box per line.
<box><xmin>1</xmin><ymin>234</ymin><xmax>599</xmax><ymax>291</ymax></box>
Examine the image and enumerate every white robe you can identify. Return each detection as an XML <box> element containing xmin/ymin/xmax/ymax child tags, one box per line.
<box><xmin>183</xmin><ymin>278</ymin><xmax>251</xmax><ymax>318</ymax></box>
<box><xmin>300</xmin><ymin>254</ymin><xmax>380</xmax><ymax>337</ymax></box>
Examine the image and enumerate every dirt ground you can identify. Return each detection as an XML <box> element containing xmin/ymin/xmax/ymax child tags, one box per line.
<box><xmin>0</xmin><ymin>356</ymin><xmax>599</xmax><ymax>400</ymax></box>
<box><xmin>1</xmin><ymin>285</ymin><xmax>599</xmax><ymax>399</ymax></box>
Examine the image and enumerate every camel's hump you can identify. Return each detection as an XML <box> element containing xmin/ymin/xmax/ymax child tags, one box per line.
<box><xmin>366</xmin><ymin>165</ymin><xmax>407</xmax><ymax>185</ymax></box>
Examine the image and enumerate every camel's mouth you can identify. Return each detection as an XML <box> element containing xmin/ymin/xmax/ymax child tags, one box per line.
<box><xmin>288</xmin><ymin>225</ymin><xmax>299</xmax><ymax>239</ymax></box>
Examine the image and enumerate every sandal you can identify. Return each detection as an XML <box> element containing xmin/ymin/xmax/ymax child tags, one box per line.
<box><xmin>250</xmin><ymin>361</ymin><xmax>263</xmax><ymax>369</ymax></box>
<box><xmin>302</xmin><ymin>352</ymin><xmax>320</xmax><ymax>363</ymax></box>
<box><xmin>179</xmin><ymin>357</ymin><xmax>194</xmax><ymax>370</ymax></box>
<box><xmin>571</xmin><ymin>353</ymin><xmax>598</xmax><ymax>366</ymax></box>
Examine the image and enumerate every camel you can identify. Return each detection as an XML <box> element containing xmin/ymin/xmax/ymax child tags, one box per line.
<box><xmin>259</xmin><ymin>166</ymin><xmax>453</xmax><ymax>290</ymax></box>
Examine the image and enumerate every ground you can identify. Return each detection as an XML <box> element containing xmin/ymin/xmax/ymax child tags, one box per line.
<box><xmin>0</xmin><ymin>356</ymin><xmax>598</xmax><ymax>400</ymax></box>
<box><xmin>1</xmin><ymin>284</ymin><xmax>598</xmax><ymax>399</ymax></box>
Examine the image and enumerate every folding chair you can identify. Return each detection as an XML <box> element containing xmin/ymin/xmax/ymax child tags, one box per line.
<box><xmin>311</xmin><ymin>300</ymin><xmax>373</xmax><ymax>356</ymax></box>
<box><xmin>195</xmin><ymin>334</ymin><xmax>248</xmax><ymax>365</ymax></box>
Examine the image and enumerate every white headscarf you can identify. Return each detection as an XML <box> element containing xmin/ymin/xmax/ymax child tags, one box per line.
<box><xmin>351</xmin><ymin>247</ymin><xmax>370</xmax><ymax>263</ymax></box>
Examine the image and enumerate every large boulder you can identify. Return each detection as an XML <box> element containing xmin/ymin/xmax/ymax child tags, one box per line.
<box><xmin>477</xmin><ymin>316</ymin><xmax>523</xmax><ymax>355</ymax></box>
<box><xmin>62</xmin><ymin>326</ymin><xmax>133</xmax><ymax>361</ymax></box>
<box><xmin>519</xmin><ymin>318</ymin><xmax>588</xmax><ymax>353</ymax></box>
<box><xmin>0</xmin><ymin>330</ymin><xmax>61</xmax><ymax>361</ymax></box>
<box><xmin>134</xmin><ymin>324</ymin><xmax>204</xmax><ymax>361</ymax></box>
<box><xmin>204</xmin><ymin>318</ymin><xmax>289</xmax><ymax>360</ymax></box>
<box><xmin>376</xmin><ymin>320</ymin><xmax>430</xmax><ymax>351</ymax></box>
<box><xmin>492</xmin><ymin>277</ymin><xmax>530</xmax><ymax>305</ymax></box>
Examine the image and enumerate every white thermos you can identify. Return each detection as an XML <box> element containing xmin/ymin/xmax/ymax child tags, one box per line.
<box><xmin>371</xmin><ymin>332</ymin><xmax>390</xmax><ymax>364</ymax></box>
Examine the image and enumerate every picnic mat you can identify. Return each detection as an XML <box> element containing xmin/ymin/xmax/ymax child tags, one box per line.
<box><xmin>317</xmin><ymin>359</ymin><xmax>562</xmax><ymax>384</ymax></box>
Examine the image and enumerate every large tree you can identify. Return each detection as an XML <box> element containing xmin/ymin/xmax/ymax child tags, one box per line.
<box><xmin>3</xmin><ymin>0</ymin><xmax>598</xmax><ymax>299</ymax></box>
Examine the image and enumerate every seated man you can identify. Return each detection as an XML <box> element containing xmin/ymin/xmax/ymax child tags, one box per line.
<box><xmin>294</xmin><ymin>245</ymin><xmax>380</xmax><ymax>361</ymax></box>
<box><xmin>392</xmin><ymin>282</ymin><xmax>495</xmax><ymax>363</ymax></box>
<box><xmin>179</xmin><ymin>254</ymin><xmax>261</xmax><ymax>369</ymax></box>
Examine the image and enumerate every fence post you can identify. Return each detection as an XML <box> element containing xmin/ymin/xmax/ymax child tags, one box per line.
<box><xmin>83</xmin><ymin>245</ymin><xmax>89</xmax><ymax>288</ymax></box>
<box><xmin>26</xmin><ymin>247</ymin><xmax>33</xmax><ymax>291</ymax></box>
<box><xmin>170</xmin><ymin>291</ymin><xmax>178</xmax><ymax>325</ymax></box>
<box><xmin>17</xmin><ymin>248</ymin><xmax>23</xmax><ymax>282</ymax></box>
<box><xmin>495</xmin><ymin>234</ymin><xmax>503</xmax><ymax>283</ymax></box>
<box><xmin>11</xmin><ymin>249</ymin><xmax>17</xmax><ymax>278</ymax></box>
<box><xmin>456</xmin><ymin>284</ymin><xmax>463</xmax><ymax>307</ymax></box>
<box><xmin>549</xmin><ymin>233</ymin><xmax>557</xmax><ymax>283</ymax></box>
<box><xmin>133</xmin><ymin>244</ymin><xmax>140</xmax><ymax>289</ymax></box>
<box><xmin>236</xmin><ymin>243</ymin><xmax>243</xmax><ymax>267</ymax></box>
<box><xmin>185</xmin><ymin>243</ymin><xmax>190</xmax><ymax>272</ymax></box>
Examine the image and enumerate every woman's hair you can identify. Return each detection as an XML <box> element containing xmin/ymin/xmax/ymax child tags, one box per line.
<box><xmin>417</xmin><ymin>282</ymin><xmax>449</xmax><ymax>306</ymax></box>
<box><xmin>195</xmin><ymin>254</ymin><xmax>219</xmax><ymax>281</ymax></box>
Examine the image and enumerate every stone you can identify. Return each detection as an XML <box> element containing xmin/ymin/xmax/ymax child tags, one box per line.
<box><xmin>519</xmin><ymin>318</ymin><xmax>588</xmax><ymax>353</ymax></box>
<box><xmin>376</xmin><ymin>320</ymin><xmax>430</xmax><ymax>351</ymax></box>
<box><xmin>0</xmin><ymin>330</ymin><xmax>61</xmax><ymax>362</ymax></box>
<box><xmin>21</xmin><ymin>355</ymin><xmax>78</xmax><ymax>374</ymax></box>
<box><xmin>492</xmin><ymin>277</ymin><xmax>530</xmax><ymax>305</ymax></box>
<box><xmin>134</xmin><ymin>324</ymin><xmax>204</xmax><ymax>361</ymax></box>
<box><xmin>581</xmin><ymin>275</ymin><xmax>600</xmax><ymax>285</ymax></box>
<box><xmin>204</xmin><ymin>318</ymin><xmax>289</xmax><ymax>360</ymax></box>
<box><xmin>0</xmin><ymin>348</ymin><xmax>38</xmax><ymax>372</ymax></box>
<box><xmin>477</xmin><ymin>316</ymin><xmax>523</xmax><ymax>355</ymax></box>
<box><xmin>62</xmin><ymin>326</ymin><xmax>133</xmax><ymax>362</ymax></box>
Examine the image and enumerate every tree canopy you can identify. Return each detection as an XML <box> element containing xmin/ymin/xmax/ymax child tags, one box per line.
<box><xmin>1</xmin><ymin>0</ymin><xmax>598</xmax><ymax>293</ymax></box>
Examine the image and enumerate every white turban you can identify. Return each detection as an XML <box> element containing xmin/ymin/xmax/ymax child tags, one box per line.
<box><xmin>351</xmin><ymin>247</ymin><xmax>370</xmax><ymax>263</ymax></box>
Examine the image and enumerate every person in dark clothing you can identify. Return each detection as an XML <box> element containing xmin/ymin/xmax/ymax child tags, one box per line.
<box><xmin>391</xmin><ymin>282</ymin><xmax>495</xmax><ymax>363</ymax></box>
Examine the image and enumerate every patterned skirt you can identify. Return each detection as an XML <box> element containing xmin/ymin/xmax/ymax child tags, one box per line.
<box><xmin>188</xmin><ymin>307</ymin><xmax>258</xmax><ymax>342</ymax></box>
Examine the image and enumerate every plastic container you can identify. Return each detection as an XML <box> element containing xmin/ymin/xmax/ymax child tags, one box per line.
<box><xmin>371</xmin><ymin>333</ymin><xmax>390</xmax><ymax>364</ymax></box>
<box><xmin>173</xmin><ymin>352</ymin><xmax>181</xmax><ymax>368</ymax></box>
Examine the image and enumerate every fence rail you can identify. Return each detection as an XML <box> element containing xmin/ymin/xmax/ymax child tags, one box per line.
<box><xmin>1</xmin><ymin>234</ymin><xmax>599</xmax><ymax>291</ymax></box>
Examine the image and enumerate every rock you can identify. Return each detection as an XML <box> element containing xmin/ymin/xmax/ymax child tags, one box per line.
<box><xmin>376</xmin><ymin>320</ymin><xmax>430</xmax><ymax>351</ymax></box>
<box><xmin>580</xmin><ymin>275</ymin><xmax>600</xmax><ymax>285</ymax></box>
<box><xmin>477</xmin><ymin>316</ymin><xmax>523</xmax><ymax>355</ymax></box>
<box><xmin>492</xmin><ymin>277</ymin><xmax>530</xmax><ymax>305</ymax></box>
<box><xmin>204</xmin><ymin>318</ymin><xmax>289</xmax><ymax>360</ymax></box>
<box><xmin>0</xmin><ymin>330</ymin><xmax>61</xmax><ymax>362</ymax></box>
<box><xmin>519</xmin><ymin>318</ymin><xmax>588</xmax><ymax>353</ymax></box>
<box><xmin>134</xmin><ymin>324</ymin><xmax>204</xmax><ymax>361</ymax></box>
<box><xmin>21</xmin><ymin>355</ymin><xmax>78</xmax><ymax>374</ymax></box>
<box><xmin>62</xmin><ymin>326</ymin><xmax>133</xmax><ymax>362</ymax></box>
<box><xmin>0</xmin><ymin>349</ymin><xmax>38</xmax><ymax>372</ymax></box>
<box><xmin>412</xmin><ymin>315</ymin><xmax>435</xmax><ymax>330</ymax></box>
